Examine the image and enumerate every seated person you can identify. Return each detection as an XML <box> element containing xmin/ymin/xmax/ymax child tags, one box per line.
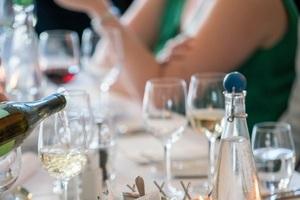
<box><xmin>281</xmin><ymin>35</ymin><xmax>300</xmax><ymax>166</ymax></box>
<box><xmin>35</xmin><ymin>0</ymin><xmax>134</xmax><ymax>37</ymax></box>
<box><xmin>54</xmin><ymin>0</ymin><xmax>298</xmax><ymax>131</ymax></box>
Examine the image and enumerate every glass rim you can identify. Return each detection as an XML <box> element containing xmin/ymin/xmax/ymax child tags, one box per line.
<box><xmin>39</xmin><ymin>29</ymin><xmax>78</xmax><ymax>39</ymax></box>
<box><xmin>58</xmin><ymin>89</ymin><xmax>89</xmax><ymax>97</ymax></box>
<box><xmin>253</xmin><ymin>121</ymin><xmax>291</xmax><ymax>131</ymax></box>
<box><xmin>191</xmin><ymin>72</ymin><xmax>226</xmax><ymax>81</ymax></box>
<box><xmin>147</xmin><ymin>77</ymin><xmax>186</xmax><ymax>87</ymax></box>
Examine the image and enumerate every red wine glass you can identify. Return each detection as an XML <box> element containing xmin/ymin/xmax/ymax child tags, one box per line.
<box><xmin>39</xmin><ymin>30</ymin><xmax>80</xmax><ymax>86</ymax></box>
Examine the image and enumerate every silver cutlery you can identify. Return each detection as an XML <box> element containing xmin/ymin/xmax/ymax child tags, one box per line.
<box><xmin>262</xmin><ymin>188</ymin><xmax>300</xmax><ymax>200</ymax></box>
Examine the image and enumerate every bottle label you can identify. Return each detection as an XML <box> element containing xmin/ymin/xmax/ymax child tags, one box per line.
<box><xmin>0</xmin><ymin>140</ymin><xmax>15</xmax><ymax>157</ymax></box>
<box><xmin>13</xmin><ymin>0</ymin><xmax>33</xmax><ymax>6</ymax></box>
<box><xmin>0</xmin><ymin>105</ymin><xmax>9</xmax><ymax>119</ymax></box>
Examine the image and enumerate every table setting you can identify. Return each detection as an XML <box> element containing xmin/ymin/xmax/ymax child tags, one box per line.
<box><xmin>0</xmin><ymin>1</ymin><xmax>300</xmax><ymax>200</ymax></box>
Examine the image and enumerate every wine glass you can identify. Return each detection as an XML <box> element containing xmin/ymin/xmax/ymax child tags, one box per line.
<box><xmin>81</xmin><ymin>27</ymin><xmax>122</xmax><ymax>93</ymax></box>
<box><xmin>81</xmin><ymin>27</ymin><xmax>122</xmax><ymax>116</ymax></box>
<box><xmin>187</xmin><ymin>73</ymin><xmax>225</xmax><ymax>188</ymax></box>
<box><xmin>38</xmin><ymin>111</ymin><xmax>87</xmax><ymax>200</ymax></box>
<box><xmin>52</xmin><ymin>89</ymin><xmax>96</xmax><ymax>195</ymax></box>
<box><xmin>39</xmin><ymin>30</ymin><xmax>80</xmax><ymax>86</ymax></box>
<box><xmin>252</xmin><ymin>122</ymin><xmax>296</xmax><ymax>194</ymax></box>
<box><xmin>0</xmin><ymin>147</ymin><xmax>22</xmax><ymax>197</ymax></box>
<box><xmin>142</xmin><ymin>78</ymin><xmax>187</xmax><ymax>197</ymax></box>
<box><xmin>60</xmin><ymin>89</ymin><xmax>96</xmax><ymax>148</ymax></box>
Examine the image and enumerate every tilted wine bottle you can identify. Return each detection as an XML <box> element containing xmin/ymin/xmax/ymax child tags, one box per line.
<box><xmin>210</xmin><ymin>72</ymin><xmax>261</xmax><ymax>200</ymax></box>
<box><xmin>0</xmin><ymin>93</ymin><xmax>66</xmax><ymax>156</ymax></box>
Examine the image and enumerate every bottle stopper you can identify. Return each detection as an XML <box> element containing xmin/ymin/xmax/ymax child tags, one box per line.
<box><xmin>223</xmin><ymin>72</ymin><xmax>246</xmax><ymax>93</ymax></box>
<box><xmin>223</xmin><ymin>72</ymin><xmax>247</xmax><ymax>122</ymax></box>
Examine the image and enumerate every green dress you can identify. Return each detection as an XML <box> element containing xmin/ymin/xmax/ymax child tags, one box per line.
<box><xmin>154</xmin><ymin>0</ymin><xmax>299</xmax><ymax>131</ymax></box>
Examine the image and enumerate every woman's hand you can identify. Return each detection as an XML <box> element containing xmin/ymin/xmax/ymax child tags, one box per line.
<box><xmin>158</xmin><ymin>34</ymin><xmax>195</xmax><ymax>66</ymax></box>
<box><xmin>54</xmin><ymin>0</ymin><xmax>109</xmax><ymax>15</ymax></box>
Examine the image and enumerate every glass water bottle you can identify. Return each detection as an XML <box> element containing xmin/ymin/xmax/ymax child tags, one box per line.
<box><xmin>2</xmin><ymin>0</ymin><xmax>41</xmax><ymax>101</ymax></box>
<box><xmin>210</xmin><ymin>72</ymin><xmax>261</xmax><ymax>200</ymax></box>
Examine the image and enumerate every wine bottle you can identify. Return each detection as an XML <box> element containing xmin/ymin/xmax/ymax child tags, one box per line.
<box><xmin>0</xmin><ymin>93</ymin><xmax>66</xmax><ymax>156</ymax></box>
<box><xmin>210</xmin><ymin>72</ymin><xmax>261</xmax><ymax>200</ymax></box>
<box><xmin>13</xmin><ymin>0</ymin><xmax>33</xmax><ymax>7</ymax></box>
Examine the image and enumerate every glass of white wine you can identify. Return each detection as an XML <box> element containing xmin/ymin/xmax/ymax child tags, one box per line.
<box><xmin>38</xmin><ymin>111</ymin><xmax>87</xmax><ymax>200</ymax></box>
<box><xmin>187</xmin><ymin>73</ymin><xmax>225</xmax><ymax>188</ymax></box>
<box><xmin>143</xmin><ymin>78</ymin><xmax>187</xmax><ymax>197</ymax></box>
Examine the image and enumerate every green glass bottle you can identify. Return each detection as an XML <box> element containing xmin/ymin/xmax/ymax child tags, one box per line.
<box><xmin>13</xmin><ymin>0</ymin><xmax>33</xmax><ymax>7</ymax></box>
<box><xmin>0</xmin><ymin>93</ymin><xmax>66</xmax><ymax>156</ymax></box>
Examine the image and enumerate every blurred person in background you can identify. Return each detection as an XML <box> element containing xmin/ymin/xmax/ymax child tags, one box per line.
<box><xmin>35</xmin><ymin>0</ymin><xmax>134</xmax><ymax>38</ymax></box>
<box><xmin>53</xmin><ymin>0</ymin><xmax>298</xmax><ymax>131</ymax></box>
<box><xmin>281</xmin><ymin>22</ymin><xmax>300</xmax><ymax>168</ymax></box>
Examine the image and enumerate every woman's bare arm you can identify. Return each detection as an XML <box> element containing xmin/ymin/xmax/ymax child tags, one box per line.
<box><xmin>117</xmin><ymin>0</ymin><xmax>286</xmax><ymax>98</ymax></box>
<box><xmin>55</xmin><ymin>0</ymin><xmax>287</xmax><ymax>99</ymax></box>
<box><xmin>121</xmin><ymin>0</ymin><xmax>166</xmax><ymax>48</ymax></box>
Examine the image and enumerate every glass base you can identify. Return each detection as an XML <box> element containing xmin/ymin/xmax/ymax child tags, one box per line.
<box><xmin>1</xmin><ymin>187</ymin><xmax>32</xmax><ymax>200</ymax></box>
<box><xmin>162</xmin><ymin>184</ymin><xmax>183</xmax><ymax>199</ymax></box>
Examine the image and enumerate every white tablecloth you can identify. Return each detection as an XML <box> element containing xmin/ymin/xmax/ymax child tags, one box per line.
<box><xmin>13</xmin><ymin>72</ymin><xmax>300</xmax><ymax>199</ymax></box>
<box><xmin>16</xmin><ymin>130</ymin><xmax>300</xmax><ymax>200</ymax></box>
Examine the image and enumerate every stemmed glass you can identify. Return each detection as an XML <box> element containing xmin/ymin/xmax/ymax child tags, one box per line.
<box><xmin>252</xmin><ymin>122</ymin><xmax>296</xmax><ymax>194</ymax></box>
<box><xmin>0</xmin><ymin>147</ymin><xmax>22</xmax><ymax>198</ymax></box>
<box><xmin>187</xmin><ymin>73</ymin><xmax>225</xmax><ymax>188</ymax></box>
<box><xmin>81</xmin><ymin>27</ymin><xmax>122</xmax><ymax>93</ymax></box>
<box><xmin>38</xmin><ymin>108</ymin><xmax>88</xmax><ymax>200</ymax></box>
<box><xmin>81</xmin><ymin>28</ymin><xmax>122</xmax><ymax>116</ymax></box>
<box><xmin>52</xmin><ymin>89</ymin><xmax>95</xmax><ymax>197</ymax></box>
<box><xmin>143</xmin><ymin>78</ymin><xmax>187</xmax><ymax>196</ymax></box>
<box><xmin>39</xmin><ymin>30</ymin><xmax>80</xmax><ymax>86</ymax></box>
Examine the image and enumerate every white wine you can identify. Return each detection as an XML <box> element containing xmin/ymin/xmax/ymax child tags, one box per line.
<box><xmin>189</xmin><ymin>108</ymin><xmax>224</xmax><ymax>139</ymax></box>
<box><xmin>40</xmin><ymin>148</ymin><xmax>87</xmax><ymax>180</ymax></box>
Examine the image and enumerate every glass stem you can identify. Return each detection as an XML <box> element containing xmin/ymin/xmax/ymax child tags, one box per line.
<box><xmin>62</xmin><ymin>180</ymin><xmax>68</xmax><ymax>200</ymax></box>
<box><xmin>208</xmin><ymin>138</ymin><xmax>216</xmax><ymax>188</ymax></box>
<box><xmin>164</xmin><ymin>143</ymin><xmax>172</xmax><ymax>184</ymax></box>
<box><xmin>99</xmin><ymin>88</ymin><xmax>109</xmax><ymax>116</ymax></box>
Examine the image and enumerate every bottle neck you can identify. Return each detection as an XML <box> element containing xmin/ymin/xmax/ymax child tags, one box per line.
<box><xmin>25</xmin><ymin>94</ymin><xmax>66</xmax><ymax>125</ymax></box>
<box><xmin>222</xmin><ymin>91</ymin><xmax>250</xmax><ymax>140</ymax></box>
<box><xmin>13</xmin><ymin>1</ymin><xmax>36</xmax><ymax>28</ymax></box>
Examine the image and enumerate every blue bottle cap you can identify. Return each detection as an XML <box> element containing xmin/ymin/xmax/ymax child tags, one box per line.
<box><xmin>223</xmin><ymin>72</ymin><xmax>247</xmax><ymax>93</ymax></box>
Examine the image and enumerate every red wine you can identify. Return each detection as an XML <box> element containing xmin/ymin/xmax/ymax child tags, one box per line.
<box><xmin>43</xmin><ymin>66</ymin><xmax>79</xmax><ymax>84</ymax></box>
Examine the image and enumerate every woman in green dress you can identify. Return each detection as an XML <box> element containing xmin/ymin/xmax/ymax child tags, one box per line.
<box><xmin>54</xmin><ymin>0</ymin><xmax>298</xmax><ymax>130</ymax></box>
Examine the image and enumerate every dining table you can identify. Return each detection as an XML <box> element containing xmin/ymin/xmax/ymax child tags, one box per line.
<box><xmin>11</xmin><ymin>71</ymin><xmax>300</xmax><ymax>200</ymax></box>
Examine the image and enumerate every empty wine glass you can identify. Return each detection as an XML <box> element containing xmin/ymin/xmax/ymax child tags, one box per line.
<box><xmin>39</xmin><ymin>30</ymin><xmax>80</xmax><ymax>86</ymax></box>
<box><xmin>143</xmin><ymin>78</ymin><xmax>187</xmax><ymax>197</ymax></box>
<box><xmin>81</xmin><ymin>28</ymin><xmax>122</xmax><ymax>116</ymax></box>
<box><xmin>0</xmin><ymin>147</ymin><xmax>22</xmax><ymax>197</ymax></box>
<box><xmin>81</xmin><ymin>27</ymin><xmax>122</xmax><ymax>93</ymax></box>
<box><xmin>38</xmin><ymin>111</ymin><xmax>87</xmax><ymax>200</ymax></box>
<box><xmin>187</xmin><ymin>73</ymin><xmax>225</xmax><ymax>188</ymax></box>
<box><xmin>252</xmin><ymin>122</ymin><xmax>296</xmax><ymax>194</ymax></box>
